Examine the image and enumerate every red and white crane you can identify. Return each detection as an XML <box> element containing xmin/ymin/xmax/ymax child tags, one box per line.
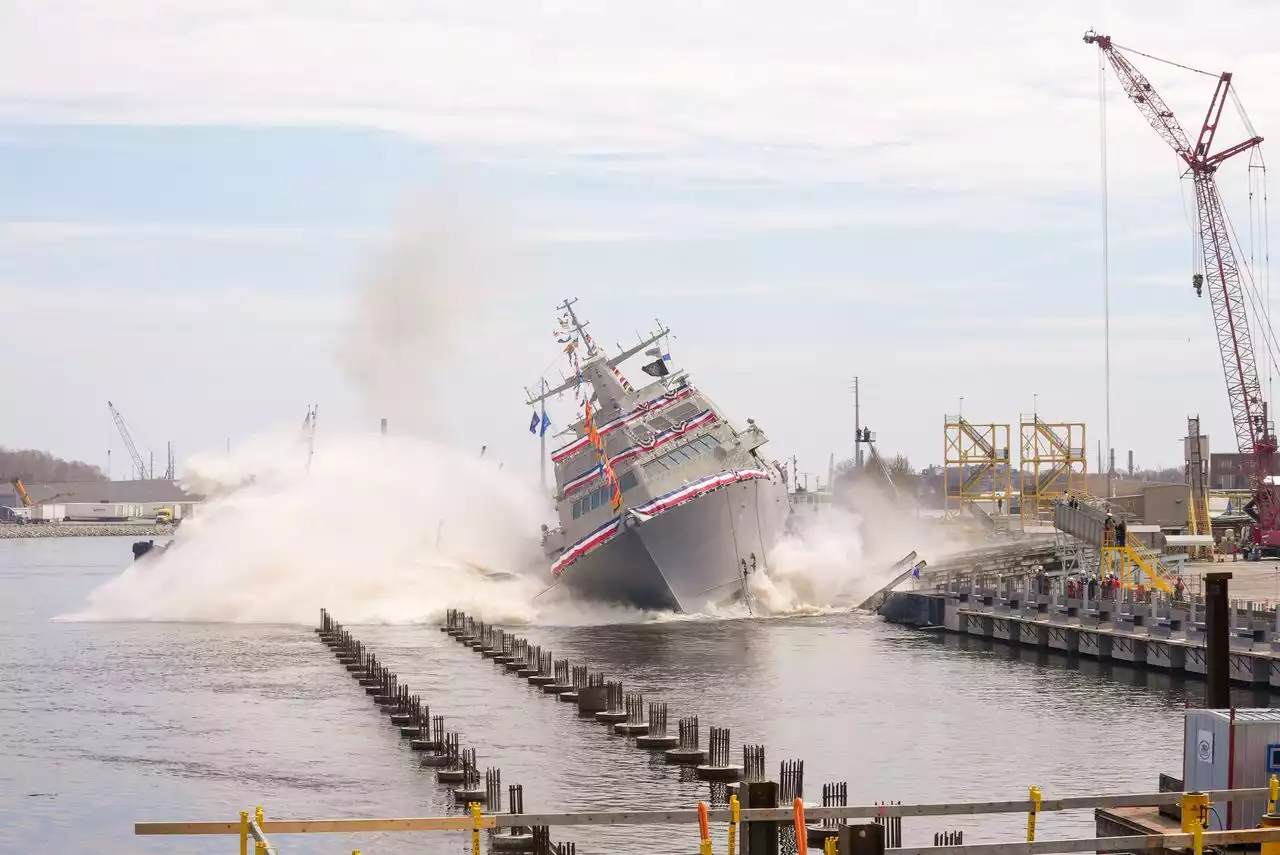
<box><xmin>1085</xmin><ymin>31</ymin><xmax>1280</xmax><ymax>548</ymax></box>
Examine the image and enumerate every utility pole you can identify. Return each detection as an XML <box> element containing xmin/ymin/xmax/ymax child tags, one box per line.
<box><xmin>850</xmin><ymin>377</ymin><xmax>861</xmax><ymax>469</ymax></box>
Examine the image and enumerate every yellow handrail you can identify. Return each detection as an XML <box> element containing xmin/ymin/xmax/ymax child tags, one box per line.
<box><xmin>1122</xmin><ymin>538</ymin><xmax>1177</xmax><ymax>594</ymax></box>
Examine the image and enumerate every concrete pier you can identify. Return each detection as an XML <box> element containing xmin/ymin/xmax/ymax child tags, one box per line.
<box><xmin>695</xmin><ymin>726</ymin><xmax>743</xmax><ymax>781</ymax></box>
<box><xmin>879</xmin><ymin>582</ymin><xmax>1280</xmax><ymax>687</ymax></box>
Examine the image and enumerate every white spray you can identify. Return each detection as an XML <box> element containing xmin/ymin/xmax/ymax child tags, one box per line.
<box><xmin>66</xmin><ymin>204</ymin><xmax>964</xmax><ymax>626</ymax></box>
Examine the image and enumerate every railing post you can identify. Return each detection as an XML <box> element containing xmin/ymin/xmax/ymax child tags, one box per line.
<box><xmin>1182</xmin><ymin>791</ymin><xmax>1211</xmax><ymax>852</ymax></box>
<box><xmin>471</xmin><ymin>802</ymin><xmax>482</xmax><ymax>855</ymax></box>
<box><xmin>732</xmin><ymin>793</ymin><xmax>742</xmax><ymax>855</ymax></box>
<box><xmin>699</xmin><ymin>801</ymin><xmax>713</xmax><ymax>855</ymax></box>
<box><xmin>1260</xmin><ymin>811</ymin><xmax>1280</xmax><ymax>855</ymax></box>
<box><xmin>254</xmin><ymin>804</ymin><xmax>266</xmax><ymax>855</ymax></box>
<box><xmin>741</xmin><ymin>780</ymin><xmax>779</xmax><ymax>855</ymax></box>
<box><xmin>838</xmin><ymin>823</ymin><xmax>885</xmax><ymax>855</ymax></box>
<box><xmin>793</xmin><ymin>799</ymin><xmax>808</xmax><ymax>855</ymax></box>
<box><xmin>1026</xmin><ymin>786</ymin><xmax>1041</xmax><ymax>842</ymax></box>
<box><xmin>239</xmin><ymin>811</ymin><xmax>248</xmax><ymax>855</ymax></box>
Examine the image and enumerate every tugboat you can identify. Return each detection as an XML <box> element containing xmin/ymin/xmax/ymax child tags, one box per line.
<box><xmin>531</xmin><ymin>299</ymin><xmax>791</xmax><ymax>613</ymax></box>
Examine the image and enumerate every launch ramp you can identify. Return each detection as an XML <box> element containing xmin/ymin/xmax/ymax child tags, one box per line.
<box><xmin>854</xmin><ymin>551</ymin><xmax>925</xmax><ymax>612</ymax></box>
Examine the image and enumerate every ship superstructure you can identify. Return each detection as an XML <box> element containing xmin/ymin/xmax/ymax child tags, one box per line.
<box><xmin>530</xmin><ymin>299</ymin><xmax>790</xmax><ymax>613</ymax></box>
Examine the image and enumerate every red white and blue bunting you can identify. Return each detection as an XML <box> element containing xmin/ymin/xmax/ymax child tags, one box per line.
<box><xmin>550</xmin><ymin>386</ymin><xmax>695</xmax><ymax>464</ymax></box>
<box><xmin>549</xmin><ymin>468</ymin><xmax>773</xmax><ymax>577</ymax></box>
<box><xmin>561</xmin><ymin>409</ymin><xmax>718</xmax><ymax>497</ymax></box>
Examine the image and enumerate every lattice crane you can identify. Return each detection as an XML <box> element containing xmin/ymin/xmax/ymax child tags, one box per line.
<box><xmin>108</xmin><ymin>400</ymin><xmax>148</xmax><ymax>480</ymax></box>
<box><xmin>1086</xmin><ymin>32</ymin><xmax>1279</xmax><ymax>547</ymax></box>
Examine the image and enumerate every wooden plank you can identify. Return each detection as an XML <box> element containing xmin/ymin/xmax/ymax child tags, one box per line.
<box><xmin>135</xmin><ymin>822</ymin><xmax>240</xmax><ymax>835</ymax></box>
<box><xmin>265</xmin><ymin>817</ymin><xmax>489</xmax><ymax>833</ymax></box>
<box><xmin>895</xmin><ymin>827</ymin><xmax>1280</xmax><ymax>855</ymax></box>
<box><xmin>136</xmin><ymin>817</ymin><xmax>492</xmax><ymax>835</ymax></box>
<box><xmin>136</xmin><ymin>787</ymin><xmax>1273</xmax><ymax>836</ymax></box>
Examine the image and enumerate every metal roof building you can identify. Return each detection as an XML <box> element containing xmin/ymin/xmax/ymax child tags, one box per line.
<box><xmin>0</xmin><ymin>479</ymin><xmax>202</xmax><ymax>508</ymax></box>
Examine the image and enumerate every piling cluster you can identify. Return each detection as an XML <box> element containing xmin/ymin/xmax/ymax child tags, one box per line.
<box><xmin>314</xmin><ymin>607</ymin><xmax>934</xmax><ymax>853</ymax></box>
<box><xmin>317</xmin><ymin>609</ymin><xmax>573</xmax><ymax>855</ymax></box>
<box><xmin>443</xmin><ymin>609</ymin><xmax>764</xmax><ymax>782</ymax></box>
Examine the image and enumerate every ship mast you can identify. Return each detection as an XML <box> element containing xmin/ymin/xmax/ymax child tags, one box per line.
<box><xmin>525</xmin><ymin>304</ymin><xmax>671</xmax><ymax>407</ymax></box>
<box><xmin>557</xmin><ymin>297</ymin><xmax>596</xmax><ymax>357</ymax></box>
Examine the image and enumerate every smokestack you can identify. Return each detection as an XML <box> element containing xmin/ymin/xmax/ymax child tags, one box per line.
<box><xmin>380</xmin><ymin>418</ymin><xmax>388</xmax><ymax>436</ymax></box>
<box><xmin>1109</xmin><ymin>447</ymin><xmax>1115</xmax><ymax>476</ymax></box>
<box><xmin>1128</xmin><ymin>449</ymin><xmax>1134</xmax><ymax>477</ymax></box>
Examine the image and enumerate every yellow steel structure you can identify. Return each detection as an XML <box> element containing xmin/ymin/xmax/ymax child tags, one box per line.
<box><xmin>1185</xmin><ymin>419</ymin><xmax>1214</xmax><ymax>559</ymax></box>
<box><xmin>943</xmin><ymin>416</ymin><xmax>1012</xmax><ymax>524</ymax></box>
<box><xmin>1100</xmin><ymin>540</ymin><xmax>1176</xmax><ymax>593</ymax></box>
<box><xmin>1019</xmin><ymin>417</ymin><xmax>1087</xmax><ymax>529</ymax></box>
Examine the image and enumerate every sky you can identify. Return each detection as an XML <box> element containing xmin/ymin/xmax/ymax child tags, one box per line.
<box><xmin>5</xmin><ymin>1</ymin><xmax>1280</xmax><ymax>484</ymax></box>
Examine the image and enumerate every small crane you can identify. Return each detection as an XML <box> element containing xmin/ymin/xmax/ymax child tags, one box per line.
<box><xmin>108</xmin><ymin>400</ymin><xmax>149</xmax><ymax>480</ymax></box>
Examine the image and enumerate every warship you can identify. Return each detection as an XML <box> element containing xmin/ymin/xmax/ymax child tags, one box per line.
<box><xmin>529</xmin><ymin>299</ymin><xmax>791</xmax><ymax>613</ymax></box>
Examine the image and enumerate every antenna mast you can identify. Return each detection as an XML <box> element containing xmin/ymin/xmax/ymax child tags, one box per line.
<box><xmin>557</xmin><ymin>297</ymin><xmax>596</xmax><ymax>356</ymax></box>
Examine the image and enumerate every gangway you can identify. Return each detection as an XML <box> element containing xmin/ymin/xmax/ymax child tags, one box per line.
<box><xmin>964</xmin><ymin>500</ymin><xmax>998</xmax><ymax>534</ymax></box>
<box><xmin>864</xmin><ymin>438</ymin><xmax>900</xmax><ymax>500</ymax></box>
<box><xmin>1052</xmin><ymin>500</ymin><xmax>1180</xmax><ymax>592</ymax></box>
<box><xmin>854</xmin><ymin>551</ymin><xmax>926</xmax><ymax>612</ymax></box>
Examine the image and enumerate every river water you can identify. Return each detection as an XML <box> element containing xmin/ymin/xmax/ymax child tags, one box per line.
<box><xmin>2</xmin><ymin>537</ymin><xmax>1266</xmax><ymax>855</ymax></box>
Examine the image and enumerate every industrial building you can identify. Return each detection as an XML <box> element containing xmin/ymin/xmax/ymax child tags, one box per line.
<box><xmin>0</xmin><ymin>479</ymin><xmax>202</xmax><ymax>522</ymax></box>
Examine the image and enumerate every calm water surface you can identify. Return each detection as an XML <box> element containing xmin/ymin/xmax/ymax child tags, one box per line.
<box><xmin>1</xmin><ymin>538</ymin><xmax>1259</xmax><ymax>854</ymax></box>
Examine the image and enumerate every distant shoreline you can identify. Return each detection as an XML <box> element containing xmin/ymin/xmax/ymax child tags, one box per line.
<box><xmin>0</xmin><ymin>523</ymin><xmax>176</xmax><ymax>539</ymax></box>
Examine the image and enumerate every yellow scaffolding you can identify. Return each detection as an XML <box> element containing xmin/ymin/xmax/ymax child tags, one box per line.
<box><xmin>1185</xmin><ymin>419</ymin><xmax>1214</xmax><ymax>559</ymax></box>
<box><xmin>1018</xmin><ymin>416</ymin><xmax>1087</xmax><ymax>529</ymax></box>
<box><xmin>943</xmin><ymin>416</ymin><xmax>1012</xmax><ymax>525</ymax></box>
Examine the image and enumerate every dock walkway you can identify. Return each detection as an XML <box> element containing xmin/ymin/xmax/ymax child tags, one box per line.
<box><xmin>880</xmin><ymin>584</ymin><xmax>1280</xmax><ymax>687</ymax></box>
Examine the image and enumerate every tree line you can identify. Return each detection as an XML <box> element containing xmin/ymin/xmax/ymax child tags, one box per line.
<box><xmin>0</xmin><ymin>447</ymin><xmax>107</xmax><ymax>483</ymax></box>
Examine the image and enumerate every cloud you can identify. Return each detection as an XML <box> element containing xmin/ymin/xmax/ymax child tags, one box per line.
<box><xmin>0</xmin><ymin>220</ymin><xmax>385</xmax><ymax>246</ymax></box>
<box><xmin>5</xmin><ymin>1</ymin><xmax>1280</xmax><ymax>194</ymax></box>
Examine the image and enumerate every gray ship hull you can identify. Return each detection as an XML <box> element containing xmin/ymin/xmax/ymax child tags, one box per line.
<box><xmin>557</xmin><ymin>474</ymin><xmax>791</xmax><ymax>613</ymax></box>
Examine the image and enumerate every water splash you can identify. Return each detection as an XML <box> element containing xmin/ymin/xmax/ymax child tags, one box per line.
<box><xmin>62</xmin><ymin>432</ymin><xmax>559</xmax><ymax>625</ymax></box>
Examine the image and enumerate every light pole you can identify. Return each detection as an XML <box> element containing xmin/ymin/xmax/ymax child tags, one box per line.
<box><xmin>850</xmin><ymin>377</ymin><xmax>861</xmax><ymax>469</ymax></box>
<box><xmin>958</xmin><ymin>396</ymin><xmax>964</xmax><ymax>420</ymax></box>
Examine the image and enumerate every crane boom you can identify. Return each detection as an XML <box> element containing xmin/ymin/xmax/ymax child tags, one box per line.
<box><xmin>1086</xmin><ymin>32</ymin><xmax>1279</xmax><ymax>545</ymax></box>
<box><xmin>108</xmin><ymin>400</ymin><xmax>148</xmax><ymax>480</ymax></box>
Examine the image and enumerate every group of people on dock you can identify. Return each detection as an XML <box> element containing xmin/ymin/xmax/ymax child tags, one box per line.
<box><xmin>1060</xmin><ymin>573</ymin><xmax>1184</xmax><ymax>603</ymax></box>
<box><xmin>1101</xmin><ymin>513</ymin><xmax>1127</xmax><ymax>548</ymax></box>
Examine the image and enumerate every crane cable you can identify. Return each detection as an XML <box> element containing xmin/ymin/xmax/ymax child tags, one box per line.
<box><xmin>1112</xmin><ymin>42</ymin><xmax>1217</xmax><ymax>78</ymax></box>
<box><xmin>1099</xmin><ymin>48</ymin><xmax>1113</xmax><ymax>493</ymax></box>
